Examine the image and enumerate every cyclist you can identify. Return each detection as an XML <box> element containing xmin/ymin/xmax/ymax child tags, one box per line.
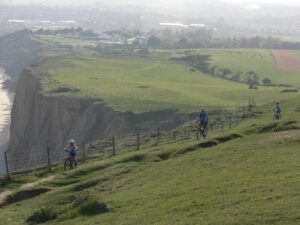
<box><xmin>274</xmin><ymin>102</ymin><xmax>281</xmax><ymax>120</ymax></box>
<box><xmin>65</xmin><ymin>139</ymin><xmax>78</xmax><ymax>169</ymax></box>
<box><xmin>198</xmin><ymin>109</ymin><xmax>209</xmax><ymax>138</ymax></box>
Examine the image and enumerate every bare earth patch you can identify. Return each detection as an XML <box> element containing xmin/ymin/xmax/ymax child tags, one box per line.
<box><xmin>21</xmin><ymin>175</ymin><xmax>55</xmax><ymax>189</ymax></box>
<box><xmin>0</xmin><ymin>190</ymin><xmax>12</xmax><ymax>205</ymax></box>
<box><xmin>271</xmin><ymin>50</ymin><xmax>300</xmax><ymax>71</ymax></box>
<box><xmin>0</xmin><ymin>175</ymin><xmax>55</xmax><ymax>207</ymax></box>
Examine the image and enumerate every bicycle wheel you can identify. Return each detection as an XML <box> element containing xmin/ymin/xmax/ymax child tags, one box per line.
<box><xmin>204</xmin><ymin>127</ymin><xmax>208</xmax><ymax>137</ymax></box>
<box><xmin>64</xmin><ymin>158</ymin><xmax>72</xmax><ymax>171</ymax></box>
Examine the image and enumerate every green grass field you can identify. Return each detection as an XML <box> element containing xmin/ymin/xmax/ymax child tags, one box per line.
<box><xmin>1</xmin><ymin>97</ymin><xmax>300</xmax><ymax>225</ymax></box>
<box><xmin>36</xmin><ymin>35</ymin><xmax>97</xmax><ymax>47</ymax></box>
<box><xmin>31</xmin><ymin>51</ymin><xmax>300</xmax><ymax>113</ymax></box>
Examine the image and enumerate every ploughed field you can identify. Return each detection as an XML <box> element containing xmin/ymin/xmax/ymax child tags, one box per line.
<box><xmin>31</xmin><ymin>49</ymin><xmax>300</xmax><ymax>113</ymax></box>
<box><xmin>271</xmin><ymin>50</ymin><xmax>300</xmax><ymax>71</ymax></box>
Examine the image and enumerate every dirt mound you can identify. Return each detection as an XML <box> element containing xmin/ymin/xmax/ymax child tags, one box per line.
<box><xmin>73</xmin><ymin>179</ymin><xmax>104</xmax><ymax>192</ymax></box>
<box><xmin>174</xmin><ymin>133</ymin><xmax>243</xmax><ymax>156</ymax></box>
<box><xmin>156</xmin><ymin>152</ymin><xmax>172</xmax><ymax>161</ymax></box>
<box><xmin>120</xmin><ymin>154</ymin><xmax>145</xmax><ymax>163</ymax></box>
<box><xmin>198</xmin><ymin>141</ymin><xmax>219</xmax><ymax>148</ymax></box>
<box><xmin>271</xmin><ymin>50</ymin><xmax>300</xmax><ymax>71</ymax></box>
<box><xmin>259</xmin><ymin>120</ymin><xmax>299</xmax><ymax>133</ymax></box>
<box><xmin>281</xmin><ymin>89</ymin><xmax>298</xmax><ymax>93</ymax></box>
<box><xmin>214</xmin><ymin>134</ymin><xmax>243</xmax><ymax>143</ymax></box>
<box><xmin>0</xmin><ymin>188</ymin><xmax>50</xmax><ymax>208</ymax></box>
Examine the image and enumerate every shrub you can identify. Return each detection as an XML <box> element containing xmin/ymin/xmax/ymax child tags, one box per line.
<box><xmin>26</xmin><ymin>207</ymin><xmax>57</xmax><ymax>224</ymax></box>
<box><xmin>73</xmin><ymin>193</ymin><xmax>108</xmax><ymax>215</ymax></box>
<box><xmin>263</xmin><ymin>78</ymin><xmax>272</xmax><ymax>86</ymax></box>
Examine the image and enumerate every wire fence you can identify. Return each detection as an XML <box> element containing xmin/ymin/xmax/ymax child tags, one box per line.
<box><xmin>3</xmin><ymin>99</ymin><xmax>262</xmax><ymax>177</ymax></box>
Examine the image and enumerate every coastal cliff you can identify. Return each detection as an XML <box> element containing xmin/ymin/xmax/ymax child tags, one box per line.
<box><xmin>7</xmin><ymin>71</ymin><xmax>133</xmax><ymax>171</ymax></box>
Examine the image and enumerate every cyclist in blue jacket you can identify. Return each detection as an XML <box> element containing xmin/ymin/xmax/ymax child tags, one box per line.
<box><xmin>198</xmin><ymin>109</ymin><xmax>208</xmax><ymax>138</ymax></box>
<box><xmin>65</xmin><ymin>139</ymin><xmax>78</xmax><ymax>168</ymax></box>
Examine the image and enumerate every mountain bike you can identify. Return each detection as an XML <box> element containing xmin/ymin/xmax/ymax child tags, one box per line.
<box><xmin>64</xmin><ymin>156</ymin><xmax>77</xmax><ymax>171</ymax></box>
<box><xmin>273</xmin><ymin>112</ymin><xmax>281</xmax><ymax>121</ymax></box>
<box><xmin>197</xmin><ymin>121</ymin><xmax>208</xmax><ymax>140</ymax></box>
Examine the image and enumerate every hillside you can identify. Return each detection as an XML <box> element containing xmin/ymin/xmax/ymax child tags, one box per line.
<box><xmin>7</xmin><ymin>37</ymin><xmax>300</xmax><ymax>172</ymax></box>
<box><xmin>1</xmin><ymin>97</ymin><xmax>300</xmax><ymax>225</ymax></box>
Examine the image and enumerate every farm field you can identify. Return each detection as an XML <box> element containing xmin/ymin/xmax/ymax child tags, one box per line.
<box><xmin>271</xmin><ymin>50</ymin><xmax>300</xmax><ymax>71</ymax></box>
<box><xmin>176</xmin><ymin>48</ymin><xmax>300</xmax><ymax>87</ymax></box>
<box><xmin>1</xmin><ymin>98</ymin><xmax>300</xmax><ymax>225</ymax></box>
<box><xmin>31</xmin><ymin>52</ymin><xmax>300</xmax><ymax>113</ymax></box>
<box><xmin>35</xmin><ymin>35</ymin><xmax>97</xmax><ymax>47</ymax></box>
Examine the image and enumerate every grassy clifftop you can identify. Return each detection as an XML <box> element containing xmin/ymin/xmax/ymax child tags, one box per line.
<box><xmin>1</xmin><ymin>97</ymin><xmax>300</xmax><ymax>225</ymax></box>
<box><xmin>31</xmin><ymin>51</ymin><xmax>300</xmax><ymax>113</ymax></box>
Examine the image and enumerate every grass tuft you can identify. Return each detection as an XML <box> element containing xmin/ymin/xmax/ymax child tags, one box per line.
<box><xmin>26</xmin><ymin>207</ymin><xmax>57</xmax><ymax>224</ymax></box>
<box><xmin>72</xmin><ymin>193</ymin><xmax>108</xmax><ymax>215</ymax></box>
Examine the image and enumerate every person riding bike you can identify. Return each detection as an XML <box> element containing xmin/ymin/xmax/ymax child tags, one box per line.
<box><xmin>198</xmin><ymin>109</ymin><xmax>209</xmax><ymax>138</ymax></box>
<box><xmin>65</xmin><ymin>139</ymin><xmax>78</xmax><ymax>169</ymax></box>
<box><xmin>274</xmin><ymin>102</ymin><xmax>281</xmax><ymax>120</ymax></box>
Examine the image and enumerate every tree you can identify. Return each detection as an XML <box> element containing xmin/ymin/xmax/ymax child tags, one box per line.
<box><xmin>210</xmin><ymin>65</ymin><xmax>218</xmax><ymax>76</ymax></box>
<box><xmin>232</xmin><ymin>72</ymin><xmax>242</xmax><ymax>82</ymax></box>
<box><xmin>221</xmin><ymin>68</ymin><xmax>232</xmax><ymax>79</ymax></box>
<box><xmin>247</xmin><ymin>71</ymin><xmax>260</xmax><ymax>89</ymax></box>
<box><xmin>147</xmin><ymin>36</ymin><xmax>162</xmax><ymax>48</ymax></box>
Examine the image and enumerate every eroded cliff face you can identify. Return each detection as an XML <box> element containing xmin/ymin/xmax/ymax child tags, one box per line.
<box><xmin>8</xmin><ymin>71</ymin><xmax>191</xmax><ymax>171</ymax></box>
<box><xmin>8</xmin><ymin>72</ymin><xmax>132</xmax><ymax>171</ymax></box>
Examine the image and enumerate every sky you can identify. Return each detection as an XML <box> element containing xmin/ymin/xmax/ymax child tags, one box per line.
<box><xmin>0</xmin><ymin>0</ymin><xmax>299</xmax><ymax>6</ymax></box>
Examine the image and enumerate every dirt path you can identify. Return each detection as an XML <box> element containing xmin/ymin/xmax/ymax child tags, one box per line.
<box><xmin>271</xmin><ymin>50</ymin><xmax>300</xmax><ymax>71</ymax></box>
<box><xmin>0</xmin><ymin>190</ymin><xmax>12</xmax><ymax>205</ymax></box>
<box><xmin>21</xmin><ymin>175</ymin><xmax>55</xmax><ymax>189</ymax></box>
<box><xmin>0</xmin><ymin>175</ymin><xmax>56</xmax><ymax>206</ymax></box>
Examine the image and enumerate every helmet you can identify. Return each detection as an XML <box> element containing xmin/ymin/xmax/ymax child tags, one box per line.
<box><xmin>69</xmin><ymin>139</ymin><xmax>75</xmax><ymax>144</ymax></box>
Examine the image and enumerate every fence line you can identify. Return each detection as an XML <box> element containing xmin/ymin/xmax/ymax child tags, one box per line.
<box><xmin>3</xmin><ymin>100</ymin><xmax>261</xmax><ymax>178</ymax></box>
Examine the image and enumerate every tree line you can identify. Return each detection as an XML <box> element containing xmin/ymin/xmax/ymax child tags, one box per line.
<box><xmin>171</xmin><ymin>54</ymin><xmax>292</xmax><ymax>89</ymax></box>
<box><xmin>35</xmin><ymin>27</ymin><xmax>98</xmax><ymax>38</ymax></box>
<box><xmin>147</xmin><ymin>29</ymin><xmax>300</xmax><ymax>50</ymax></box>
<box><xmin>35</xmin><ymin>27</ymin><xmax>300</xmax><ymax>50</ymax></box>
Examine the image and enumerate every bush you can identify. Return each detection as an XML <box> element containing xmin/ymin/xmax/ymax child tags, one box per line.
<box><xmin>26</xmin><ymin>207</ymin><xmax>57</xmax><ymax>224</ymax></box>
<box><xmin>73</xmin><ymin>193</ymin><xmax>108</xmax><ymax>215</ymax></box>
<box><xmin>263</xmin><ymin>78</ymin><xmax>272</xmax><ymax>86</ymax></box>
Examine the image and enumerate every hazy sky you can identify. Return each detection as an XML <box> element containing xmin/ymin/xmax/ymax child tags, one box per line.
<box><xmin>1</xmin><ymin>0</ymin><xmax>300</xmax><ymax>6</ymax></box>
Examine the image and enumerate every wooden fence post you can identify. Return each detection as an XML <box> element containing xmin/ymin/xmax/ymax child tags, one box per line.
<box><xmin>82</xmin><ymin>144</ymin><xmax>85</xmax><ymax>162</ymax></box>
<box><xmin>236</xmin><ymin>112</ymin><xmax>239</xmax><ymax>125</ymax></box>
<box><xmin>229</xmin><ymin>116</ymin><xmax>232</xmax><ymax>129</ymax></box>
<box><xmin>221</xmin><ymin>120</ymin><xmax>224</xmax><ymax>131</ymax></box>
<box><xmin>137</xmin><ymin>133</ymin><xmax>140</xmax><ymax>150</ymax></box>
<box><xmin>112</xmin><ymin>136</ymin><xmax>116</xmax><ymax>155</ymax></box>
<box><xmin>157</xmin><ymin>128</ymin><xmax>160</xmax><ymax>143</ymax></box>
<box><xmin>173</xmin><ymin>130</ymin><xmax>176</xmax><ymax>141</ymax></box>
<box><xmin>4</xmin><ymin>152</ymin><xmax>10</xmax><ymax>179</ymax></box>
<box><xmin>47</xmin><ymin>146</ymin><xmax>51</xmax><ymax>172</ymax></box>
